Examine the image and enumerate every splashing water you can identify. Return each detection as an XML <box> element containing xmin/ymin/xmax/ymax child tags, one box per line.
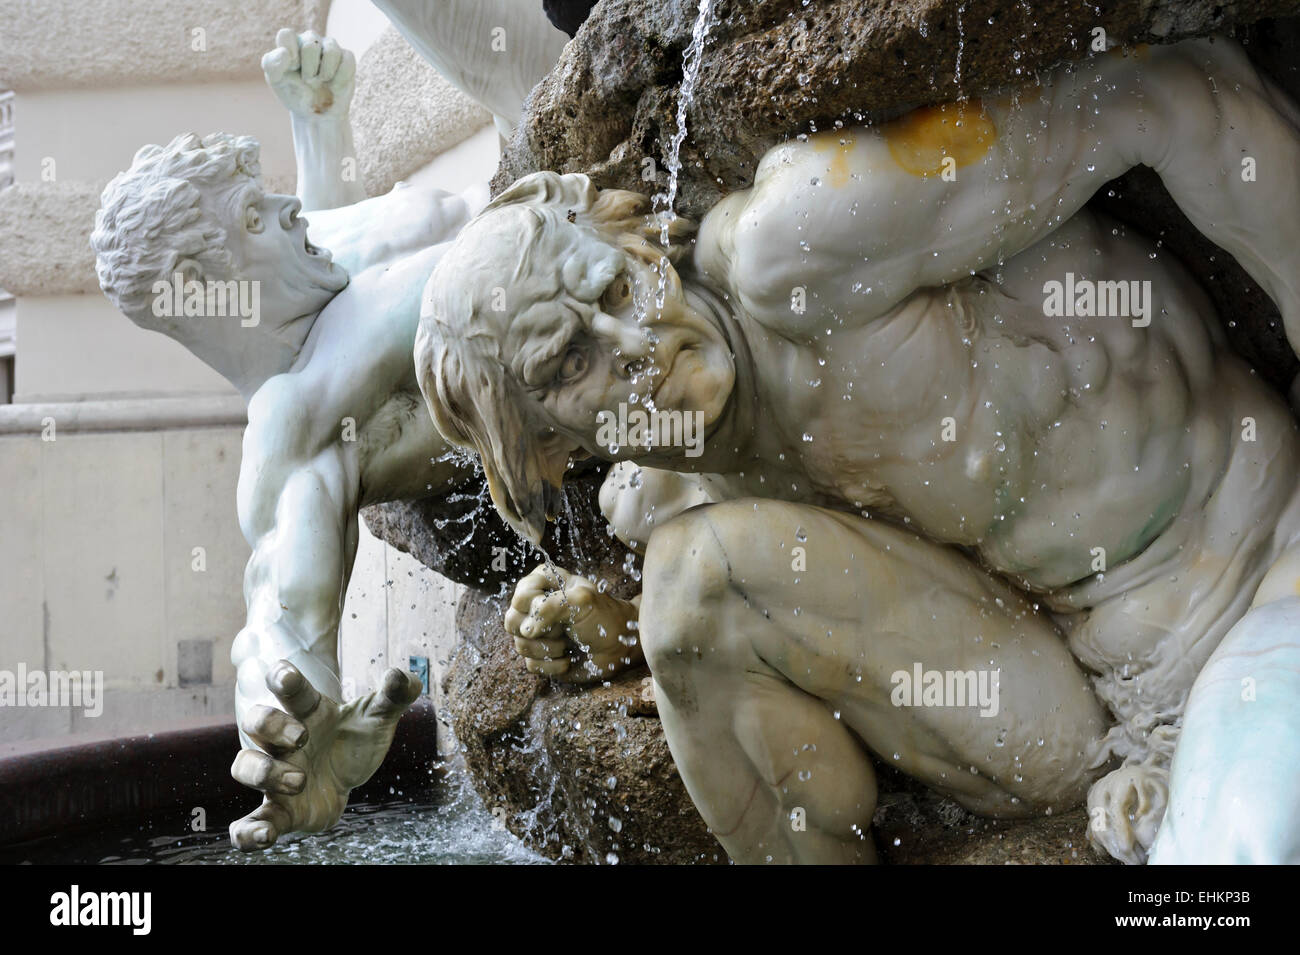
<box><xmin>459</xmin><ymin>1</ymin><xmax>719</xmax><ymax>607</ymax></box>
<box><xmin>7</xmin><ymin>765</ymin><xmax>550</xmax><ymax>865</ymax></box>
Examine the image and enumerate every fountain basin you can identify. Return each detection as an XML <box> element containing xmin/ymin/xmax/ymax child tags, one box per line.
<box><xmin>0</xmin><ymin>701</ymin><xmax>543</xmax><ymax>864</ymax></box>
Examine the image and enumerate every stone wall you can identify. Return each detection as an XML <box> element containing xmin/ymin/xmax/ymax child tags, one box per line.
<box><xmin>0</xmin><ymin>0</ymin><xmax>492</xmax><ymax>744</ymax></box>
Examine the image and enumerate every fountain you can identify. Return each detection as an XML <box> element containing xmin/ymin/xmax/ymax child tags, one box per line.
<box><xmin>10</xmin><ymin>0</ymin><xmax>1300</xmax><ymax>868</ymax></box>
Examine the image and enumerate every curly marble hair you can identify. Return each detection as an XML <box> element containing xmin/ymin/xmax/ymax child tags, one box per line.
<box><xmin>91</xmin><ymin>132</ymin><xmax>262</xmax><ymax>325</ymax></box>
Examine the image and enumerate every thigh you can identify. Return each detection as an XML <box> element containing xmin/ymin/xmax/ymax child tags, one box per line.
<box><xmin>648</xmin><ymin>499</ymin><xmax>1108</xmax><ymax>814</ymax></box>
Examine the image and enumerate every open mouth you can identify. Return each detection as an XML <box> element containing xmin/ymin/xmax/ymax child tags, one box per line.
<box><xmin>297</xmin><ymin>219</ymin><xmax>331</xmax><ymax>261</ymax></box>
<box><xmin>304</xmin><ymin>233</ymin><xmax>329</xmax><ymax>259</ymax></box>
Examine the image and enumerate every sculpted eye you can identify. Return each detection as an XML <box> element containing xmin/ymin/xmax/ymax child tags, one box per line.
<box><xmin>600</xmin><ymin>273</ymin><xmax>634</xmax><ymax>312</ymax></box>
<box><xmin>244</xmin><ymin>205</ymin><xmax>264</xmax><ymax>234</ymax></box>
<box><xmin>557</xmin><ymin>347</ymin><xmax>587</xmax><ymax>383</ymax></box>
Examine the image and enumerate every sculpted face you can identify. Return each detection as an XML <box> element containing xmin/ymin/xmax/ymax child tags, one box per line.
<box><xmin>95</xmin><ymin>133</ymin><xmax>350</xmax><ymax>396</ymax></box>
<box><xmin>417</xmin><ymin>174</ymin><xmax>735</xmax><ymax>543</ymax></box>
<box><xmin>217</xmin><ymin>181</ymin><xmax>348</xmax><ymax>324</ymax></box>
<box><xmin>519</xmin><ymin>223</ymin><xmax>734</xmax><ymax>459</ymax></box>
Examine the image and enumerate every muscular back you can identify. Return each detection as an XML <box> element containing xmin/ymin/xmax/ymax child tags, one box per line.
<box><xmin>733</xmin><ymin>210</ymin><xmax>1286</xmax><ymax>596</ymax></box>
<box><xmin>693</xmin><ymin>36</ymin><xmax>1300</xmax><ymax>596</ymax></box>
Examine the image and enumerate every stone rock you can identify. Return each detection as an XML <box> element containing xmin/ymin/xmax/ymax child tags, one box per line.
<box><xmin>351</xmin><ymin>27</ymin><xmax>493</xmax><ymax>198</ymax></box>
<box><xmin>362</xmin><ymin>463</ymin><xmax>632</xmax><ymax>596</ymax></box>
<box><xmin>498</xmin><ymin>0</ymin><xmax>1300</xmax><ymax>220</ymax></box>
<box><xmin>872</xmin><ymin>769</ymin><xmax>1111</xmax><ymax>864</ymax></box>
<box><xmin>444</xmin><ymin>577</ymin><xmax>1115</xmax><ymax>864</ymax></box>
<box><xmin>444</xmin><ymin>586</ymin><xmax>727</xmax><ymax>864</ymax></box>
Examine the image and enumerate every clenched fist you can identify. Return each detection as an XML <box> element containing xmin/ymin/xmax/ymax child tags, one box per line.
<box><xmin>262</xmin><ymin>28</ymin><xmax>355</xmax><ymax>122</ymax></box>
<box><xmin>505</xmin><ymin>564</ymin><xmax>642</xmax><ymax>684</ymax></box>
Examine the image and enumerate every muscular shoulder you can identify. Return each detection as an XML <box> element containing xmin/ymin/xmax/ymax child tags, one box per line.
<box><xmin>307</xmin><ymin>184</ymin><xmax>472</xmax><ymax>275</ymax></box>
<box><xmin>694</xmin><ymin>129</ymin><xmax>930</xmax><ymax>338</ymax></box>
<box><xmin>244</xmin><ymin>375</ymin><xmax>326</xmax><ymax>464</ymax></box>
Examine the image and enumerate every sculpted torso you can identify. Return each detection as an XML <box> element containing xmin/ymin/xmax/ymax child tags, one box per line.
<box><xmin>93</xmin><ymin>16</ymin><xmax>1300</xmax><ymax>864</ymax></box>
<box><xmin>422</xmin><ymin>36</ymin><xmax>1300</xmax><ymax>864</ymax></box>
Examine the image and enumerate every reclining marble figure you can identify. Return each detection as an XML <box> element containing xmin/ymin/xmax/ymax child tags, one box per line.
<box><xmin>90</xmin><ymin>25</ymin><xmax>533</xmax><ymax>850</ymax></box>
<box><xmin>418</xmin><ymin>38</ymin><xmax>1300</xmax><ymax>864</ymax></box>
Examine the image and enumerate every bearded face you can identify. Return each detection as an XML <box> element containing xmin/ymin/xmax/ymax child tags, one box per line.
<box><xmin>416</xmin><ymin>178</ymin><xmax>735</xmax><ymax>543</ymax></box>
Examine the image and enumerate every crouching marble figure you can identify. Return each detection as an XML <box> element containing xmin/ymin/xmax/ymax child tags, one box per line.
<box><xmin>418</xmin><ymin>38</ymin><xmax>1300</xmax><ymax>864</ymax></box>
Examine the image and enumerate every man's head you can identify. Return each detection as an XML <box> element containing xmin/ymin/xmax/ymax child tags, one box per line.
<box><xmin>415</xmin><ymin>171</ymin><xmax>735</xmax><ymax>543</ymax></box>
<box><xmin>92</xmin><ymin>132</ymin><xmax>347</xmax><ymax>394</ymax></box>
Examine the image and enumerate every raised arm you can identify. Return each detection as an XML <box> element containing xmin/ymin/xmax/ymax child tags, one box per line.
<box><xmin>262</xmin><ymin>29</ymin><xmax>367</xmax><ymax>213</ymax></box>
<box><xmin>697</xmin><ymin>38</ymin><xmax>1300</xmax><ymax>353</ymax></box>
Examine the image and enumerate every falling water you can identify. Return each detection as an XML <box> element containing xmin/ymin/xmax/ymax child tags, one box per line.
<box><xmin>954</xmin><ymin>3</ymin><xmax>966</xmax><ymax>93</ymax></box>
<box><xmin>654</xmin><ymin>0</ymin><xmax>718</xmax><ymax>311</ymax></box>
<box><xmin>471</xmin><ymin>1</ymin><xmax>722</xmax><ymax>659</ymax></box>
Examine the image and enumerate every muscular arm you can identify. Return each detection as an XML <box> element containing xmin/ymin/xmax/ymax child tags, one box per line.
<box><xmin>232</xmin><ymin>404</ymin><xmax>356</xmax><ymax>748</ymax></box>
<box><xmin>262</xmin><ymin>28</ymin><xmax>479</xmax><ymax>278</ymax></box>
<box><xmin>698</xmin><ymin>39</ymin><xmax>1300</xmax><ymax>353</ymax></box>
<box><xmin>226</xmin><ymin>375</ymin><xmax>426</xmax><ymax>849</ymax></box>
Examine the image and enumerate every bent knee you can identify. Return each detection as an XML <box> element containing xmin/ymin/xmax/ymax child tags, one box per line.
<box><xmin>641</xmin><ymin>499</ymin><xmax>787</xmax><ymax>672</ymax></box>
<box><xmin>642</xmin><ymin>505</ymin><xmax>733</xmax><ymax>671</ymax></box>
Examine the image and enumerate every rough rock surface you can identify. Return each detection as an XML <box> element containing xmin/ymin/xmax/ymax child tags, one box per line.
<box><xmin>498</xmin><ymin>0</ymin><xmax>1300</xmax><ymax>219</ymax></box>
<box><xmin>446</xmin><ymin>587</ymin><xmax>726</xmax><ymax>864</ymax></box>
<box><xmin>873</xmin><ymin>771</ymin><xmax>1110</xmax><ymax>864</ymax></box>
<box><xmin>445</xmin><ymin>580</ymin><xmax>1112</xmax><ymax>864</ymax></box>
<box><xmin>362</xmin><ymin>464</ymin><xmax>627</xmax><ymax>595</ymax></box>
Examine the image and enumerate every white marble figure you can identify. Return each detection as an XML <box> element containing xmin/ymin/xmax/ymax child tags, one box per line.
<box><xmin>90</xmin><ymin>28</ymin><xmax>503</xmax><ymax>850</ymax></box>
<box><xmin>372</xmin><ymin>0</ymin><xmax>569</xmax><ymax>137</ymax></box>
<box><xmin>418</xmin><ymin>39</ymin><xmax>1300</xmax><ymax>864</ymax></box>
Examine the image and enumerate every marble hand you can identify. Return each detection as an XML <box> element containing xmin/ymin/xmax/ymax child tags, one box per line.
<box><xmin>505</xmin><ymin>564</ymin><xmax>642</xmax><ymax>684</ymax></box>
<box><xmin>228</xmin><ymin>661</ymin><xmax>421</xmax><ymax>851</ymax></box>
<box><xmin>261</xmin><ymin>28</ymin><xmax>356</xmax><ymax>122</ymax></box>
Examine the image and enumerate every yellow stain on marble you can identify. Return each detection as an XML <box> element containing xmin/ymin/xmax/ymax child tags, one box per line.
<box><xmin>883</xmin><ymin>101</ymin><xmax>996</xmax><ymax>177</ymax></box>
<box><xmin>809</xmin><ymin>130</ymin><xmax>859</xmax><ymax>188</ymax></box>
